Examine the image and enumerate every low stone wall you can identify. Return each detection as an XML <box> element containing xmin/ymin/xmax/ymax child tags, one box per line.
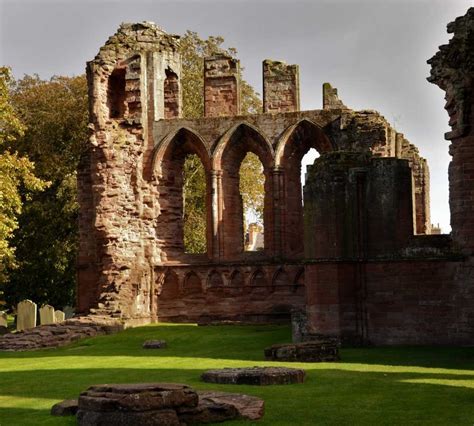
<box><xmin>0</xmin><ymin>316</ymin><xmax>123</xmax><ymax>351</ymax></box>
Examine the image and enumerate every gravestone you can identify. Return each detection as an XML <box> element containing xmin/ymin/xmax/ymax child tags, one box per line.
<box><xmin>63</xmin><ymin>306</ymin><xmax>75</xmax><ymax>319</ymax></box>
<box><xmin>55</xmin><ymin>310</ymin><xmax>66</xmax><ymax>323</ymax></box>
<box><xmin>17</xmin><ymin>300</ymin><xmax>37</xmax><ymax>331</ymax></box>
<box><xmin>40</xmin><ymin>305</ymin><xmax>55</xmax><ymax>325</ymax></box>
<box><xmin>0</xmin><ymin>311</ymin><xmax>7</xmax><ymax>328</ymax></box>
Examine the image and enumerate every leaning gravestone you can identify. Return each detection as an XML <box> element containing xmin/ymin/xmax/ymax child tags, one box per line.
<box><xmin>54</xmin><ymin>310</ymin><xmax>66</xmax><ymax>323</ymax></box>
<box><xmin>39</xmin><ymin>305</ymin><xmax>55</xmax><ymax>325</ymax></box>
<box><xmin>0</xmin><ymin>311</ymin><xmax>7</xmax><ymax>328</ymax></box>
<box><xmin>17</xmin><ymin>300</ymin><xmax>37</xmax><ymax>331</ymax></box>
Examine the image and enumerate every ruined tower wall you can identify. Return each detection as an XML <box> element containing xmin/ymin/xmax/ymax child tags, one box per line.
<box><xmin>78</xmin><ymin>23</ymin><xmax>181</xmax><ymax>323</ymax></box>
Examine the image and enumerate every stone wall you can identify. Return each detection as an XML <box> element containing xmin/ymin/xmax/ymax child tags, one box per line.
<box><xmin>75</xmin><ymin>14</ymin><xmax>474</xmax><ymax>345</ymax></box>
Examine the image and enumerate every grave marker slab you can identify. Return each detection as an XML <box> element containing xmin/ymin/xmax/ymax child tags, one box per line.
<box><xmin>40</xmin><ymin>305</ymin><xmax>55</xmax><ymax>325</ymax></box>
<box><xmin>0</xmin><ymin>311</ymin><xmax>7</xmax><ymax>328</ymax></box>
<box><xmin>17</xmin><ymin>300</ymin><xmax>37</xmax><ymax>331</ymax></box>
<box><xmin>55</xmin><ymin>310</ymin><xmax>66</xmax><ymax>323</ymax></box>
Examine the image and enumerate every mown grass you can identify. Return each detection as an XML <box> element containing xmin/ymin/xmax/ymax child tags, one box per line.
<box><xmin>1</xmin><ymin>323</ymin><xmax>474</xmax><ymax>425</ymax></box>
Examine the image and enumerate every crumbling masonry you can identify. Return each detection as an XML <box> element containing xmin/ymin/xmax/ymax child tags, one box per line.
<box><xmin>78</xmin><ymin>10</ymin><xmax>474</xmax><ymax>344</ymax></box>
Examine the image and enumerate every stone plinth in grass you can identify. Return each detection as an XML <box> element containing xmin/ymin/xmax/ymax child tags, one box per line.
<box><xmin>201</xmin><ymin>367</ymin><xmax>305</xmax><ymax>385</ymax></box>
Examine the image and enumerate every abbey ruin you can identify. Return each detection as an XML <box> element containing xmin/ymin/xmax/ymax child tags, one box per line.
<box><xmin>77</xmin><ymin>9</ymin><xmax>474</xmax><ymax>345</ymax></box>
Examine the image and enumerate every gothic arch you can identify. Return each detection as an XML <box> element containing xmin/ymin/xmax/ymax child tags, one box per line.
<box><xmin>154</xmin><ymin>127</ymin><xmax>212</xmax><ymax>261</ymax></box>
<box><xmin>207</xmin><ymin>270</ymin><xmax>224</xmax><ymax>289</ymax></box>
<box><xmin>272</xmin><ymin>267</ymin><xmax>290</xmax><ymax>291</ymax></box>
<box><xmin>293</xmin><ymin>267</ymin><xmax>305</xmax><ymax>293</ymax></box>
<box><xmin>212</xmin><ymin>121</ymin><xmax>274</xmax><ymax>171</ymax></box>
<box><xmin>160</xmin><ymin>269</ymin><xmax>180</xmax><ymax>300</ymax></box>
<box><xmin>152</xmin><ymin>127</ymin><xmax>210</xmax><ymax>176</ymax></box>
<box><xmin>274</xmin><ymin>118</ymin><xmax>334</xmax><ymax>168</ymax></box>
<box><xmin>183</xmin><ymin>271</ymin><xmax>202</xmax><ymax>294</ymax></box>
<box><xmin>215</xmin><ymin>122</ymin><xmax>275</xmax><ymax>259</ymax></box>
<box><xmin>250</xmin><ymin>269</ymin><xmax>267</xmax><ymax>287</ymax></box>
<box><xmin>229</xmin><ymin>269</ymin><xmax>245</xmax><ymax>287</ymax></box>
<box><xmin>274</xmin><ymin>119</ymin><xmax>334</xmax><ymax>259</ymax></box>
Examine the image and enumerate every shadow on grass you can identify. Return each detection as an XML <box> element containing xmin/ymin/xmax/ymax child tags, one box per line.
<box><xmin>1</xmin><ymin>367</ymin><xmax>474</xmax><ymax>425</ymax></box>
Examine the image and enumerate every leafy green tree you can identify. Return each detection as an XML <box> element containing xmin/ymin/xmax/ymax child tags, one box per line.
<box><xmin>4</xmin><ymin>75</ymin><xmax>87</xmax><ymax>308</ymax></box>
<box><xmin>0</xmin><ymin>68</ymin><xmax>47</xmax><ymax>305</ymax></box>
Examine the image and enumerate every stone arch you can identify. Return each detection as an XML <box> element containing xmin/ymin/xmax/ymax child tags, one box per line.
<box><xmin>272</xmin><ymin>267</ymin><xmax>291</xmax><ymax>292</ymax></box>
<box><xmin>293</xmin><ymin>267</ymin><xmax>305</xmax><ymax>293</ymax></box>
<box><xmin>275</xmin><ymin>119</ymin><xmax>334</xmax><ymax>259</ymax></box>
<box><xmin>212</xmin><ymin>121</ymin><xmax>274</xmax><ymax>171</ymax></box>
<box><xmin>250</xmin><ymin>269</ymin><xmax>266</xmax><ymax>287</ymax></box>
<box><xmin>274</xmin><ymin>118</ymin><xmax>333</xmax><ymax>167</ymax></box>
<box><xmin>154</xmin><ymin>128</ymin><xmax>212</xmax><ymax>261</ymax></box>
<box><xmin>207</xmin><ymin>270</ymin><xmax>224</xmax><ymax>289</ymax></box>
<box><xmin>152</xmin><ymin>127</ymin><xmax>210</xmax><ymax>176</ymax></box>
<box><xmin>229</xmin><ymin>270</ymin><xmax>245</xmax><ymax>287</ymax></box>
<box><xmin>160</xmin><ymin>269</ymin><xmax>180</xmax><ymax>300</ymax></box>
<box><xmin>183</xmin><ymin>271</ymin><xmax>202</xmax><ymax>295</ymax></box>
<box><xmin>214</xmin><ymin>122</ymin><xmax>275</xmax><ymax>259</ymax></box>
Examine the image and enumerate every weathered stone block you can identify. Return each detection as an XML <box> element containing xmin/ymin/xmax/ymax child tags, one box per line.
<box><xmin>51</xmin><ymin>399</ymin><xmax>79</xmax><ymax>416</ymax></box>
<box><xmin>201</xmin><ymin>367</ymin><xmax>305</xmax><ymax>385</ymax></box>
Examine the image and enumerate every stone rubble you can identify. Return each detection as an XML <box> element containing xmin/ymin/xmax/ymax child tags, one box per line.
<box><xmin>0</xmin><ymin>316</ymin><xmax>123</xmax><ymax>351</ymax></box>
<box><xmin>52</xmin><ymin>383</ymin><xmax>266</xmax><ymax>425</ymax></box>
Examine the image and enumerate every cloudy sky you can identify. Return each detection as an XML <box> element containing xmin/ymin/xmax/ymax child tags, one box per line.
<box><xmin>1</xmin><ymin>0</ymin><xmax>471</xmax><ymax>232</ymax></box>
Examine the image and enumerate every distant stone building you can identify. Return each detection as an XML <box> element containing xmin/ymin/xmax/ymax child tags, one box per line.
<box><xmin>77</xmin><ymin>9</ymin><xmax>474</xmax><ymax>345</ymax></box>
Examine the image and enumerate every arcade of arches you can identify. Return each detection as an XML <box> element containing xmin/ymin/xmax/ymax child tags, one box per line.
<box><xmin>78</xmin><ymin>12</ymin><xmax>474</xmax><ymax>345</ymax></box>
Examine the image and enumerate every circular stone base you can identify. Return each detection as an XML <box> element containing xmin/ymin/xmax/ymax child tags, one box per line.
<box><xmin>201</xmin><ymin>367</ymin><xmax>305</xmax><ymax>385</ymax></box>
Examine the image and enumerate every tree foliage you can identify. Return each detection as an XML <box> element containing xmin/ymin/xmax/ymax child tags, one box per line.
<box><xmin>0</xmin><ymin>68</ymin><xmax>47</xmax><ymax>299</ymax></box>
<box><xmin>4</xmin><ymin>74</ymin><xmax>87</xmax><ymax>308</ymax></box>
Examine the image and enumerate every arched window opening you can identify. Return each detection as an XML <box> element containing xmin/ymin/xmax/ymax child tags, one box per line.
<box><xmin>156</xmin><ymin>128</ymin><xmax>210</xmax><ymax>261</ymax></box>
<box><xmin>164</xmin><ymin>68</ymin><xmax>179</xmax><ymax>119</ymax></box>
<box><xmin>183</xmin><ymin>154</ymin><xmax>207</xmax><ymax>254</ymax></box>
<box><xmin>108</xmin><ymin>68</ymin><xmax>126</xmax><ymax>118</ymax></box>
<box><xmin>301</xmin><ymin>148</ymin><xmax>320</xmax><ymax>205</ymax></box>
<box><xmin>278</xmin><ymin>120</ymin><xmax>331</xmax><ymax>259</ymax></box>
<box><xmin>240</xmin><ymin>153</ymin><xmax>265</xmax><ymax>252</ymax></box>
<box><xmin>219</xmin><ymin>123</ymin><xmax>273</xmax><ymax>259</ymax></box>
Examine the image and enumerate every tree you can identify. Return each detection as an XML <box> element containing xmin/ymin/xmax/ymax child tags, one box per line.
<box><xmin>4</xmin><ymin>75</ymin><xmax>87</xmax><ymax>308</ymax></box>
<box><xmin>0</xmin><ymin>68</ymin><xmax>47</xmax><ymax>304</ymax></box>
<box><xmin>179</xmin><ymin>31</ymin><xmax>264</xmax><ymax>252</ymax></box>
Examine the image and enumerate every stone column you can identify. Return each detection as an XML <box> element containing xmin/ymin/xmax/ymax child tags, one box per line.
<box><xmin>204</xmin><ymin>55</ymin><xmax>241</xmax><ymax>117</ymax></box>
<box><xmin>271</xmin><ymin>167</ymin><xmax>284</xmax><ymax>258</ymax></box>
<box><xmin>263</xmin><ymin>60</ymin><xmax>300</xmax><ymax>113</ymax></box>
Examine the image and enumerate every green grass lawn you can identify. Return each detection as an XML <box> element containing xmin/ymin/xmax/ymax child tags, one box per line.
<box><xmin>1</xmin><ymin>324</ymin><xmax>474</xmax><ymax>425</ymax></box>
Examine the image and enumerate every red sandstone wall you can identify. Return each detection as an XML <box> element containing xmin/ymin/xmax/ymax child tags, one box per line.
<box><xmin>306</xmin><ymin>259</ymin><xmax>472</xmax><ymax>345</ymax></box>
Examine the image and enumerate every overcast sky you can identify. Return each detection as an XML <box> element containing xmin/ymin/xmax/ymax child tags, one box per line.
<box><xmin>1</xmin><ymin>0</ymin><xmax>471</xmax><ymax>232</ymax></box>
